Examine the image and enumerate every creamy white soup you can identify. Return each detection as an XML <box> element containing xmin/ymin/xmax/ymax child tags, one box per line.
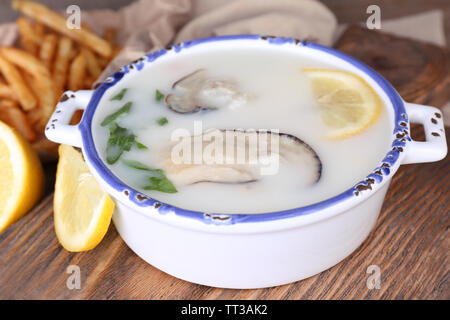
<box><xmin>92</xmin><ymin>47</ymin><xmax>392</xmax><ymax>214</ymax></box>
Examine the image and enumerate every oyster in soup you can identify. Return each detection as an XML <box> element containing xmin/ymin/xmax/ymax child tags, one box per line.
<box><xmin>162</xmin><ymin>129</ymin><xmax>321</xmax><ymax>186</ymax></box>
<box><xmin>165</xmin><ymin>69</ymin><xmax>248</xmax><ymax>113</ymax></box>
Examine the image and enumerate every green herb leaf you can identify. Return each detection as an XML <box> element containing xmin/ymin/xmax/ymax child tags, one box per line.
<box><xmin>135</xmin><ymin>141</ymin><xmax>148</xmax><ymax>149</ymax></box>
<box><xmin>105</xmin><ymin>123</ymin><xmax>136</xmax><ymax>164</ymax></box>
<box><xmin>155</xmin><ymin>89</ymin><xmax>164</xmax><ymax>102</ymax></box>
<box><xmin>143</xmin><ymin>173</ymin><xmax>178</xmax><ymax>194</ymax></box>
<box><xmin>123</xmin><ymin>159</ymin><xmax>152</xmax><ymax>171</ymax></box>
<box><xmin>110</xmin><ymin>88</ymin><xmax>128</xmax><ymax>101</ymax></box>
<box><xmin>123</xmin><ymin>159</ymin><xmax>178</xmax><ymax>193</ymax></box>
<box><xmin>157</xmin><ymin>117</ymin><xmax>168</xmax><ymax>126</ymax></box>
<box><xmin>106</xmin><ymin>144</ymin><xmax>123</xmax><ymax>165</ymax></box>
<box><xmin>101</xmin><ymin>102</ymin><xmax>132</xmax><ymax>127</ymax></box>
<box><xmin>108</xmin><ymin>122</ymin><xmax>119</xmax><ymax>133</ymax></box>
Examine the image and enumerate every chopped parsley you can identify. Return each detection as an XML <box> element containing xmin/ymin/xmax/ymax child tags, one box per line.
<box><xmin>101</xmin><ymin>101</ymin><xmax>132</xmax><ymax>127</ymax></box>
<box><xmin>123</xmin><ymin>159</ymin><xmax>177</xmax><ymax>193</ymax></box>
<box><xmin>135</xmin><ymin>141</ymin><xmax>148</xmax><ymax>150</ymax></box>
<box><xmin>110</xmin><ymin>88</ymin><xmax>128</xmax><ymax>101</ymax></box>
<box><xmin>105</xmin><ymin>122</ymin><xmax>147</xmax><ymax>164</ymax></box>
<box><xmin>155</xmin><ymin>89</ymin><xmax>164</xmax><ymax>102</ymax></box>
<box><xmin>157</xmin><ymin>117</ymin><xmax>168</xmax><ymax>126</ymax></box>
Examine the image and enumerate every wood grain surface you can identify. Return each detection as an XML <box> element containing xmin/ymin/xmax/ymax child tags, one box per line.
<box><xmin>0</xmin><ymin>142</ymin><xmax>448</xmax><ymax>299</ymax></box>
<box><xmin>335</xmin><ymin>25</ymin><xmax>450</xmax><ymax>107</ymax></box>
<box><xmin>0</xmin><ymin>27</ymin><xmax>449</xmax><ymax>300</ymax></box>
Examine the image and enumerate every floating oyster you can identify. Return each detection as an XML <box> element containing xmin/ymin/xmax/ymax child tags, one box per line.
<box><xmin>165</xmin><ymin>69</ymin><xmax>247</xmax><ymax>113</ymax></box>
<box><xmin>162</xmin><ymin>129</ymin><xmax>321</xmax><ymax>186</ymax></box>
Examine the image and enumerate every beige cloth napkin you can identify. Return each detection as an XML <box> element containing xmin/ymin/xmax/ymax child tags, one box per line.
<box><xmin>174</xmin><ymin>0</ymin><xmax>337</xmax><ymax>44</ymax></box>
<box><xmin>85</xmin><ymin>0</ymin><xmax>337</xmax><ymax>81</ymax></box>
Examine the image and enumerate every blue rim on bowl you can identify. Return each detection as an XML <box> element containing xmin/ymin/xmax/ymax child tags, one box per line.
<box><xmin>78</xmin><ymin>35</ymin><xmax>410</xmax><ymax>225</ymax></box>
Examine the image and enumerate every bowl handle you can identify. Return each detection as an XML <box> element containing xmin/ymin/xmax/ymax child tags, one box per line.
<box><xmin>402</xmin><ymin>103</ymin><xmax>447</xmax><ymax>164</ymax></box>
<box><xmin>45</xmin><ymin>90</ymin><xmax>93</xmax><ymax>148</ymax></box>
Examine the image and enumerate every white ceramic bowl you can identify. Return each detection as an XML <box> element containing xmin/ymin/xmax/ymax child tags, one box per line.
<box><xmin>45</xmin><ymin>35</ymin><xmax>447</xmax><ymax>289</ymax></box>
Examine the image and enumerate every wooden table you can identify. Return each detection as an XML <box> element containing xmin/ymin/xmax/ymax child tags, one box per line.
<box><xmin>0</xmin><ymin>145</ymin><xmax>448</xmax><ymax>299</ymax></box>
<box><xmin>0</xmin><ymin>1</ymin><xmax>449</xmax><ymax>300</ymax></box>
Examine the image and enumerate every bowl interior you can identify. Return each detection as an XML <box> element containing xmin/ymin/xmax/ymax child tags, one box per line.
<box><xmin>78</xmin><ymin>35</ymin><xmax>410</xmax><ymax>225</ymax></box>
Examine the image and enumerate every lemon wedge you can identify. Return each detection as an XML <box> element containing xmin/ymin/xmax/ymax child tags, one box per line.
<box><xmin>303</xmin><ymin>69</ymin><xmax>382</xmax><ymax>139</ymax></box>
<box><xmin>0</xmin><ymin>120</ymin><xmax>44</xmax><ymax>232</ymax></box>
<box><xmin>54</xmin><ymin>144</ymin><xmax>114</xmax><ymax>252</ymax></box>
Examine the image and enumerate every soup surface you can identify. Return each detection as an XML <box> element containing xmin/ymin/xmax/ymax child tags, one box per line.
<box><xmin>93</xmin><ymin>47</ymin><xmax>392</xmax><ymax>214</ymax></box>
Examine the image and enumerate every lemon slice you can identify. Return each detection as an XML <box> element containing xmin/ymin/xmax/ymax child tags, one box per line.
<box><xmin>303</xmin><ymin>68</ymin><xmax>382</xmax><ymax>139</ymax></box>
<box><xmin>54</xmin><ymin>144</ymin><xmax>114</xmax><ymax>252</ymax></box>
<box><xmin>0</xmin><ymin>121</ymin><xmax>44</xmax><ymax>232</ymax></box>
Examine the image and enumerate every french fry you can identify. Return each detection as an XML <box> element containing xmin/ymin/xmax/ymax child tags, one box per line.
<box><xmin>1</xmin><ymin>47</ymin><xmax>50</xmax><ymax>78</ymax></box>
<box><xmin>0</xmin><ymin>53</ymin><xmax>36</xmax><ymax>110</ymax></box>
<box><xmin>68</xmin><ymin>52</ymin><xmax>86</xmax><ymax>91</ymax></box>
<box><xmin>17</xmin><ymin>34</ymin><xmax>37</xmax><ymax>56</ymax></box>
<box><xmin>104</xmin><ymin>27</ymin><xmax>117</xmax><ymax>47</ymax></box>
<box><xmin>26</xmin><ymin>107</ymin><xmax>41</xmax><ymax>127</ymax></box>
<box><xmin>34</xmin><ymin>78</ymin><xmax>56</xmax><ymax>130</ymax></box>
<box><xmin>0</xmin><ymin>99</ymin><xmax>37</xmax><ymax>142</ymax></box>
<box><xmin>67</xmin><ymin>45</ymin><xmax>78</xmax><ymax>62</ymax></box>
<box><xmin>16</xmin><ymin>17</ymin><xmax>40</xmax><ymax>56</ymax></box>
<box><xmin>23</xmin><ymin>73</ymin><xmax>46</xmax><ymax>133</ymax></box>
<box><xmin>12</xmin><ymin>0</ymin><xmax>112</xmax><ymax>57</ymax></box>
<box><xmin>39</xmin><ymin>33</ymin><xmax>58</xmax><ymax>71</ymax></box>
<box><xmin>81</xmin><ymin>48</ymin><xmax>102</xmax><ymax>79</ymax></box>
<box><xmin>53</xmin><ymin>37</ymin><xmax>73</xmax><ymax>95</ymax></box>
<box><xmin>16</xmin><ymin>17</ymin><xmax>41</xmax><ymax>43</ymax></box>
<box><xmin>0</xmin><ymin>47</ymin><xmax>56</xmax><ymax>130</ymax></box>
<box><xmin>0</xmin><ymin>81</ymin><xmax>17</xmax><ymax>100</ymax></box>
<box><xmin>34</xmin><ymin>21</ymin><xmax>45</xmax><ymax>39</ymax></box>
<box><xmin>23</xmin><ymin>71</ymin><xmax>41</xmax><ymax>102</ymax></box>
